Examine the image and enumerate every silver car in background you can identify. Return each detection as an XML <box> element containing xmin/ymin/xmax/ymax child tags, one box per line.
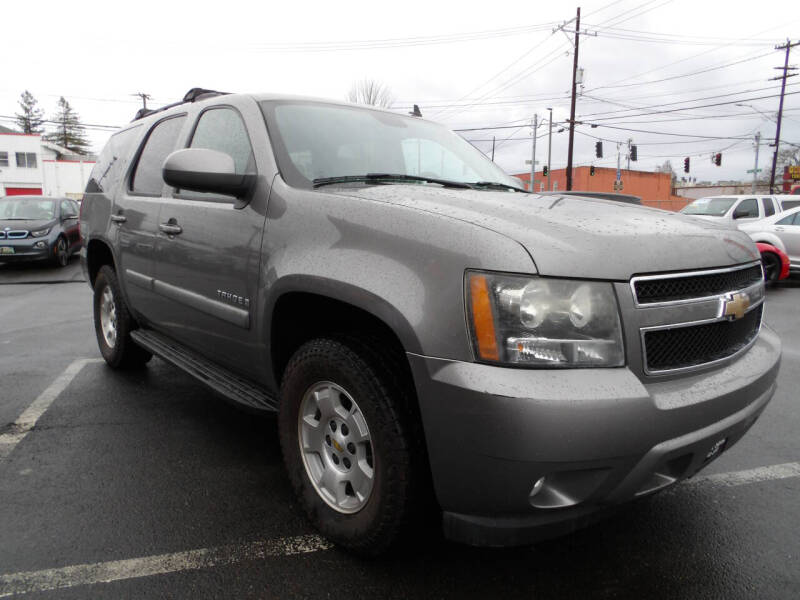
<box><xmin>739</xmin><ymin>206</ymin><xmax>800</xmax><ymax>275</ymax></box>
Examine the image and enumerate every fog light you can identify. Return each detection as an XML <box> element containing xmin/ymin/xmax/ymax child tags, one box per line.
<box><xmin>529</xmin><ymin>476</ymin><xmax>546</xmax><ymax>498</ymax></box>
<box><xmin>34</xmin><ymin>241</ymin><xmax>47</xmax><ymax>249</ymax></box>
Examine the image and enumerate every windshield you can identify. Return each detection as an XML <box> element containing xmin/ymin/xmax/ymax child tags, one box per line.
<box><xmin>680</xmin><ymin>197</ymin><xmax>737</xmax><ymax>216</ymax></box>
<box><xmin>0</xmin><ymin>197</ymin><xmax>55</xmax><ymax>220</ymax></box>
<box><xmin>260</xmin><ymin>101</ymin><xmax>524</xmax><ymax>190</ymax></box>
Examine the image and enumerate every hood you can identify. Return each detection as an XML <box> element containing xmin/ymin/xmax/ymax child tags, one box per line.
<box><xmin>0</xmin><ymin>218</ymin><xmax>56</xmax><ymax>232</ymax></box>
<box><xmin>325</xmin><ymin>185</ymin><xmax>759</xmax><ymax>280</ymax></box>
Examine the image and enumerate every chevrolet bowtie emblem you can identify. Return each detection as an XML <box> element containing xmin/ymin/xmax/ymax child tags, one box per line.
<box><xmin>723</xmin><ymin>292</ymin><xmax>751</xmax><ymax>320</ymax></box>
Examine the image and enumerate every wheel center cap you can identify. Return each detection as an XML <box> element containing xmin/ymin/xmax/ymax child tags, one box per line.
<box><xmin>332</xmin><ymin>439</ymin><xmax>344</xmax><ymax>453</ymax></box>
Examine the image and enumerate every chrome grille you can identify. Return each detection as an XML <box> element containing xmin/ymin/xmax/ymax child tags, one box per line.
<box><xmin>644</xmin><ymin>305</ymin><xmax>762</xmax><ymax>371</ymax></box>
<box><xmin>631</xmin><ymin>261</ymin><xmax>765</xmax><ymax>375</ymax></box>
<box><xmin>633</xmin><ymin>263</ymin><xmax>763</xmax><ymax>305</ymax></box>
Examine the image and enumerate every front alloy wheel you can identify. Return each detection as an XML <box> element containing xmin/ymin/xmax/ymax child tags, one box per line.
<box><xmin>298</xmin><ymin>381</ymin><xmax>375</xmax><ymax>514</ymax></box>
<box><xmin>54</xmin><ymin>237</ymin><xmax>69</xmax><ymax>267</ymax></box>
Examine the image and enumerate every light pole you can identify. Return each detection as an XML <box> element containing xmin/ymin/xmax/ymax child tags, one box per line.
<box><xmin>547</xmin><ymin>107</ymin><xmax>553</xmax><ymax>191</ymax></box>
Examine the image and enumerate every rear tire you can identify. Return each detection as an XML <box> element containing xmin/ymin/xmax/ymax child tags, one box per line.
<box><xmin>761</xmin><ymin>252</ymin><xmax>781</xmax><ymax>284</ymax></box>
<box><xmin>93</xmin><ymin>265</ymin><xmax>152</xmax><ymax>368</ymax></box>
<box><xmin>278</xmin><ymin>337</ymin><xmax>420</xmax><ymax>556</ymax></box>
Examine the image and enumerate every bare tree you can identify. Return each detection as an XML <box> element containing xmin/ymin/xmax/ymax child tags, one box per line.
<box><xmin>347</xmin><ymin>79</ymin><xmax>394</xmax><ymax>108</ymax></box>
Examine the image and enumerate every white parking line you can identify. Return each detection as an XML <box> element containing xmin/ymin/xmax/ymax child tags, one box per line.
<box><xmin>0</xmin><ymin>358</ymin><xmax>103</xmax><ymax>462</ymax></box>
<box><xmin>0</xmin><ymin>535</ymin><xmax>330</xmax><ymax>598</ymax></box>
<box><xmin>0</xmin><ymin>462</ymin><xmax>797</xmax><ymax>597</ymax></box>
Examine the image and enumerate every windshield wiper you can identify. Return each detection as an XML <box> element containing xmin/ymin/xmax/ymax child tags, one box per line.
<box><xmin>313</xmin><ymin>173</ymin><xmax>472</xmax><ymax>189</ymax></box>
<box><xmin>470</xmin><ymin>181</ymin><xmax>527</xmax><ymax>192</ymax></box>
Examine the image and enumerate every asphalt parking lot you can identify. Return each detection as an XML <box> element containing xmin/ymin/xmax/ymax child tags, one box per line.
<box><xmin>0</xmin><ymin>261</ymin><xmax>798</xmax><ymax>599</ymax></box>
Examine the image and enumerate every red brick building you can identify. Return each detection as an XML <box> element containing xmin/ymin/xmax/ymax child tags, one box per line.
<box><xmin>514</xmin><ymin>166</ymin><xmax>690</xmax><ymax>211</ymax></box>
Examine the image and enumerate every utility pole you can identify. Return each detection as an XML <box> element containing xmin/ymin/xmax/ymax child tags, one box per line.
<box><xmin>769</xmin><ymin>39</ymin><xmax>799</xmax><ymax>193</ymax></box>
<box><xmin>547</xmin><ymin>107</ymin><xmax>553</xmax><ymax>192</ymax></box>
<box><xmin>491</xmin><ymin>136</ymin><xmax>496</xmax><ymax>162</ymax></box>
<box><xmin>565</xmin><ymin>7</ymin><xmax>580</xmax><ymax>191</ymax></box>
<box><xmin>626</xmin><ymin>138</ymin><xmax>633</xmax><ymax>171</ymax></box>
<box><xmin>530</xmin><ymin>114</ymin><xmax>538</xmax><ymax>192</ymax></box>
<box><xmin>752</xmin><ymin>132</ymin><xmax>761</xmax><ymax>193</ymax></box>
<box><xmin>132</xmin><ymin>92</ymin><xmax>152</xmax><ymax>110</ymax></box>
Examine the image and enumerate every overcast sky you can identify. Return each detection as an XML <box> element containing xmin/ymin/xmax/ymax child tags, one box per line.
<box><xmin>2</xmin><ymin>0</ymin><xmax>797</xmax><ymax>185</ymax></box>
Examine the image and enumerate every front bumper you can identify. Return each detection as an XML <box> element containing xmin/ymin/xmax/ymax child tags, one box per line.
<box><xmin>408</xmin><ymin>326</ymin><xmax>781</xmax><ymax>547</ymax></box>
<box><xmin>0</xmin><ymin>238</ymin><xmax>52</xmax><ymax>263</ymax></box>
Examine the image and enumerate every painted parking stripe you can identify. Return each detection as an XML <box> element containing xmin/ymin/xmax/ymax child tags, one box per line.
<box><xmin>685</xmin><ymin>461</ymin><xmax>800</xmax><ymax>487</ymax></box>
<box><xmin>0</xmin><ymin>463</ymin><xmax>798</xmax><ymax>597</ymax></box>
<box><xmin>0</xmin><ymin>358</ymin><xmax>103</xmax><ymax>462</ymax></box>
<box><xmin>0</xmin><ymin>535</ymin><xmax>330</xmax><ymax>598</ymax></box>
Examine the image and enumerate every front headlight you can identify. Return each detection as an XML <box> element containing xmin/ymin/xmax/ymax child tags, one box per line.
<box><xmin>466</xmin><ymin>271</ymin><xmax>624</xmax><ymax>367</ymax></box>
<box><xmin>30</xmin><ymin>227</ymin><xmax>51</xmax><ymax>238</ymax></box>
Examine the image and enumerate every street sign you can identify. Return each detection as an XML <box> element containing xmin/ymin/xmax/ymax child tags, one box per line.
<box><xmin>616</xmin><ymin>168</ymin><xmax>621</xmax><ymax>181</ymax></box>
<box><xmin>746</xmin><ymin>168</ymin><xmax>763</xmax><ymax>174</ymax></box>
<box><xmin>613</xmin><ymin>180</ymin><xmax>623</xmax><ymax>191</ymax></box>
<box><xmin>525</xmin><ymin>160</ymin><xmax>540</xmax><ymax>165</ymax></box>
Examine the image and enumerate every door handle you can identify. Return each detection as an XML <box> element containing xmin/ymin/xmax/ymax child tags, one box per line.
<box><xmin>159</xmin><ymin>222</ymin><xmax>183</xmax><ymax>235</ymax></box>
<box><xmin>110</xmin><ymin>214</ymin><xmax>127</xmax><ymax>223</ymax></box>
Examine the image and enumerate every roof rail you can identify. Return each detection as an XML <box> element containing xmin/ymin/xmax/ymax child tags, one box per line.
<box><xmin>130</xmin><ymin>88</ymin><xmax>230</xmax><ymax>122</ymax></box>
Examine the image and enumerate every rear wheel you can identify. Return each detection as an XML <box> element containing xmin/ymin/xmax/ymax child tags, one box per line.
<box><xmin>279</xmin><ymin>337</ymin><xmax>419</xmax><ymax>555</ymax></box>
<box><xmin>761</xmin><ymin>252</ymin><xmax>781</xmax><ymax>284</ymax></box>
<box><xmin>93</xmin><ymin>265</ymin><xmax>152</xmax><ymax>368</ymax></box>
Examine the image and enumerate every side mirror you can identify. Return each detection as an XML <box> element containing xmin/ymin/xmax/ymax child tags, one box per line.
<box><xmin>162</xmin><ymin>148</ymin><xmax>255</xmax><ymax>199</ymax></box>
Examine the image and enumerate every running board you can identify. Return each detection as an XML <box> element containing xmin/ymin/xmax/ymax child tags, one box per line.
<box><xmin>130</xmin><ymin>329</ymin><xmax>278</xmax><ymax>412</ymax></box>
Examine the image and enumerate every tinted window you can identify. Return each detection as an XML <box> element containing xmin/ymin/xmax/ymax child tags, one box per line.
<box><xmin>776</xmin><ymin>213</ymin><xmax>799</xmax><ymax>226</ymax></box>
<box><xmin>189</xmin><ymin>108</ymin><xmax>254</xmax><ymax>174</ymax></box>
<box><xmin>763</xmin><ymin>197</ymin><xmax>775</xmax><ymax>217</ymax></box>
<box><xmin>131</xmin><ymin>116</ymin><xmax>186</xmax><ymax>195</ymax></box>
<box><xmin>732</xmin><ymin>199</ymin><xmax>758</xmax><ymax>219</ymax></box>
<box><xmin>60</xmin><ymin>200</ymin><xmax>77</xmax><ymax>218</ymax></box>
<box><xmin>87</xmin><ymin>125</ymin><xmax>142</xmax><ymax>194</ymax></box>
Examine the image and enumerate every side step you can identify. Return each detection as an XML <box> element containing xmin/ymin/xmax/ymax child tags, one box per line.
<box><xmin>130</xmin><ymin>329</ymin><xmax>278</xmax><ymax>412</ymax></box>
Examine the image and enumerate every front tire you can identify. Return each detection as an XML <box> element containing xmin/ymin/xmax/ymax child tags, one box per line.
<box><xmin>279</xmin><ymin>338</ymin><xmax>419</xmax><ymax>555</ymax></box>
<box><xmin>93</xmin><ymin>265</ymin><xmax>152</xmax><ymax>368</ymax></box>
<box><xmin>52</xmin><ymin>236</ymin><xmax>69</xmax><ymax>268</ymax></box>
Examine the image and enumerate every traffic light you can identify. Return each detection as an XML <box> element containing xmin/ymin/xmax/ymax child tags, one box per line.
<box><xmin>630</xmin><ymin>145</ymin><xmax>638</xmax><ymax>162</ymax></box>
<box><xmin>684</xmin><ymin>157</ymin><xmax>690</xmax><ymax>173</ymax></box>
<box><xmin>595</xmin><ymin>141</ymin><xmax>603</xmax><ymax>158</ymax></box>
<box><xmin>714</xmin><ymin>153</ymin><xmax>722</xmax><ymax>166</ymax></box>
<box><xmin>590</xmin><ymin>165</ymin><xmax>596</xmax><ymax>176</ymax></box>
<box><xmin>542</xmin><ymin>165</ymin><xmax>549</xmax><ymax>176</ymax></box>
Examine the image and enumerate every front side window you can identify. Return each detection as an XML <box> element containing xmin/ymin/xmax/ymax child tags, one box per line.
<box><xmin>681</xmin><ymin>197</ymin><xmax>737</xmax><ymax>216</ymax></box>
<box><xmin>189</xmin><ymin>107</ymin><xmax>254</xmax><ymax>174</ymax></box>
<box><xmin>131</xmin><ymin>116</ymin><xmax>186</xmax><ymax>195</ymax></box>
<box><xmin>60</xmin><ymin>200</ymin><xmax>77</xmax><ymax>218</ymax></box>
<box><xmin>733</xmin><ymin>199</ymin><xmax>758</xmax><ymax>219</ymax></box>
<box><xmin>776</xmin><ymin>212</ymin><xmax>799</xmax><ymax>226</ymax></box>
<box><xmin>261</xmin><ymin>101</ymin><xmax>523</xmax><ymax>190</ymax></box>
<box><xmin>15</xmin><ymin>152</ymin><xmax>37</xmax><ymax>168</ymax></box>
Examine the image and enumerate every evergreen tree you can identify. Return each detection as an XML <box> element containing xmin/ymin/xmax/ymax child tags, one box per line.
<box><xmin>46</xmin><ymin>97</ymin><xmax>90</xmax><ymax>155</ymax></box>
<box><xmin>15</xmin><ymin>90</ymin><xmax>45</xmax><ymax>134</ymax></box>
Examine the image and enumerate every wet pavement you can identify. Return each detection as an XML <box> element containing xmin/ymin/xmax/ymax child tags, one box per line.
<box><xmin>0</xmin><ymin>278</ymin><xmax>798</xmax><ymax>599</ymax></box>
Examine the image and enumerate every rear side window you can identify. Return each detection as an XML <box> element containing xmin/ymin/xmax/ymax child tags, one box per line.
<box><xmin>782</xmin><ymin>199</ymin><xmax>800</xmax><ymax>210</ymax></box>
<box><xmin>131</xmin><ymin>116</ymin><xmax>187</xmax><ymax>195</ymax></box>
<box><xmin>189</xmin><ymin>107</ymin><xmax>254</xmax><ymax>174</ymax></box>
<box><xmin>763</xmin><ymin>197</ymin><xmax>775</xmax><ymax>217</ymax></box>
<box><xmin>86</xmin><ymin>126</ymin><xmax>142</xmax><ymax>194</ymax></box>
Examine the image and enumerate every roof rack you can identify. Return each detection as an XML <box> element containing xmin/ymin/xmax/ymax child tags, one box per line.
<box><xmin>131</xmin><ymin>88</ymin><xmax>229</xmax><ymax>122</ymax></box>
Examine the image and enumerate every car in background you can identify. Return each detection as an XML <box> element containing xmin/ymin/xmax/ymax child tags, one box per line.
<box><xmin>774</xmin><ymin>195</ymin><xmax>800</xmax><ymax>211</ymax></box>
<box><xmin>539</xmin><ymin>191</ymin><xmax>642</xmax><ymax>205</ymax></box>
<box><xmin>0</xmin><ymin>196</ymin><xmax>80</xmax><ymax>267</ymax></box>
<box><xmin>739</xmin><ymin>206</ymin><xmax>800</xmax><ymax>277</ymax></box>
<box><xmin>755</xmin><ymin>242</ymin><xmax>790</xmax><ymax>283</ymax></box>
<box><xmin>680</xmin><ymin>194</ymin><xmax>788</xmax><ymax>227</ymax></box>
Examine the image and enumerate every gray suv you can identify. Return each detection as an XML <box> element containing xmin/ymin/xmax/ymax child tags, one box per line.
<box><xmin>80</xmin><ymin>88</ymin><xmax>781</xmax><ymax>554</ymax></box>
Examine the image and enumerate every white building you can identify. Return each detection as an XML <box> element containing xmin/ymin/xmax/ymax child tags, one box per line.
<box><xmin>0</xmin><ymin>125</ymin><xmax>95</xmax><ymax>199</ymax></box>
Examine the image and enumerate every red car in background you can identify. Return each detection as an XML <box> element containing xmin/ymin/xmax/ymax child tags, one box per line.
<box><xmin>756</xmin><ymin>242</ymin><xmax>790</xmax><ymax>283</ymax></box>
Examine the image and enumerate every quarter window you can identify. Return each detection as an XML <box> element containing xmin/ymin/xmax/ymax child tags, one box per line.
<box><xmin>0</xmin><ymin>152</ymin><xmax>8</xmax><ymax>167</ymax></box>
<box><xmin>15</xmin><ymin>152</ymin><xmax>37</xmax><ymax>168</ymax></box>
<box><xmin>131</xmin><ymin>116</ymin><xmax>187</xmax><ymax>195</ymax></box>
